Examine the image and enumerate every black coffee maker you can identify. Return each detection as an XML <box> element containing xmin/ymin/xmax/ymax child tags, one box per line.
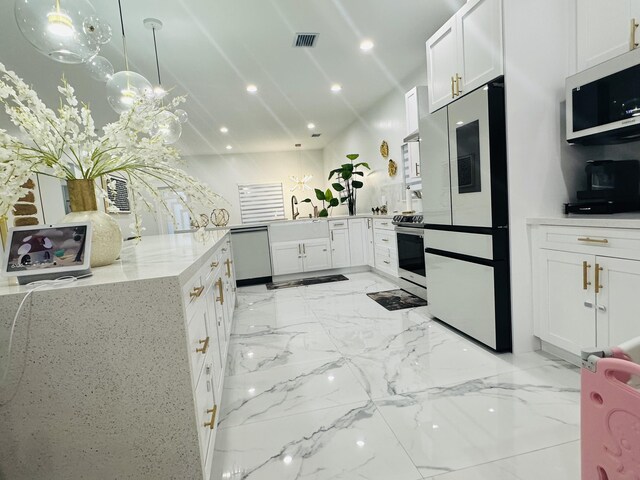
<box><xmin>564</xmin><ymin>160</ymin><xmax>640</xmax><ymax>214</ymax></box>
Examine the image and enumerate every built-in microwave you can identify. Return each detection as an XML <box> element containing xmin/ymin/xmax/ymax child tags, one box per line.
<box><xmin>567</xmin><ymin>48</ymin><xmax>640</xmax><ymax>145</ymax></box>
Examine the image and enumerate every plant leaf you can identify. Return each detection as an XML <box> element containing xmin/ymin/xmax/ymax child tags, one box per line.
<box><xmin>319</xmin><ymin>208</ymin><xmax>329</xmax><ymax>217</ymax></box>
<box><xmin>352</xmin><ymin>171</ymin><xmax>364</xmax><ymax>176</ymax></box>
<box><xmin>329</xmin><ymin>198</ymin><xmax>339</xmax><ymax>207</ymax></box>
<box><xmin>325</xmin><ymin>188</ymin><xmax>333</xmax><ymax>201</ymax></box>
<box><xmin>340</xmin><ymin>197</ymin><xmax>349</xmax><ymax>203</ymax></box>
<box><xmin>332</xmin><ymin>182</ymin><xmax>345</xmax><ymax>191</ymax></box>
<box><xmin>300</xmin><ymin>198</ymin><xmax>312</xmax><ymax>203</ymax></box>
<box><xmin>352</xmin><ymin>180</ymin><xmax>363</xmax><ymax>189</ymax></box>
<box><xmin>346</xmin><ymin>153</ymin><xmax>359</xmax><ymax>161</ymax></box>
<box><xmin>355</xmin><ymin>162</ymin><xmax>370</xmax><ymax>170</ymax></box>
<box><xmin>315</xmin><ymin>188</ymin><xmax>325</xmax><ymax>201</ymax></box>
<box><xmin>328</xmin><ymin>169</ymin><xmax>340</xmax><ymax>180</ymax></box>
<box><xmin>341</xmin><ymin>163</ymin><xmax>354</xmax><ymax>171</ymax></box>
<box><xmin>342</xmin><ymin>171</ymin><xmax>352</xmax><ymax>181</ymax></box>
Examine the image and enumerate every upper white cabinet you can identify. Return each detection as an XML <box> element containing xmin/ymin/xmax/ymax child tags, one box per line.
<box><xmin>576</xmin><ymin>0</ymin><xmax>640</xmax><ymax>71</ymax></box>
<box><xmin>426</xmin><ymin>0</ymin><xmax>503</xmax><ymax>113</ymax></box>
<box><xmin>404</xmin><ymin>86</ymin><xmax>428</xmax><ymax>136</ymax></box>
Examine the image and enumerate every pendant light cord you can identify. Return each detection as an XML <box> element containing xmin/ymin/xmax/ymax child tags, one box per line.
<box><xmin>152</xmin><ymin>27</ymin><xmax>162</xmax><ymax>86</ymax></box>
<box><xmin>117</xmin><ymin>0</ymin><xmax>129</xmax><ymax>71</ymax></box>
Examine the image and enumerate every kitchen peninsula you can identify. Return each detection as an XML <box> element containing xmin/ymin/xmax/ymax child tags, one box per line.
<box><xmin>0</xmin><ymin>231</ymin><xmax>236</xmax><ymax>480</ymax></box>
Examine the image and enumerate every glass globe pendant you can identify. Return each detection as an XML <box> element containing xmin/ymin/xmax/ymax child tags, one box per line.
<box><xmin>86</xmin><ymin>55</ymin><xmax>114</xmax><ymax>82</ymax></box>
<box><xmin>106</xmin><ymin>71</ymin><xmax>152</xmax><ymax>114</ymax></box>
<box><xmin>151</xmin><ymin>111</ymin><xmax>182</xmax><ymax>144</ymax></box>
<box><xmin>14</xmin><ymin>0</ymin><xmax>105</xmax><ymax>64</ymax></box>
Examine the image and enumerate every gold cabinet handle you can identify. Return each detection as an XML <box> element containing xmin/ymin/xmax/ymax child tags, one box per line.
<box><xmin>225</xmin><ymin>258</ymin><xmax>232</xmax><ymax>277</ymax></box>
<box><xmin>383</xmin><ymin>260</ymin><xmax>390</xmax><ymax>264</ymax></box>
<box><xmin>216</xmin><ymin>278</ymin><xmax>224</xmax><ymax>305</ymax></box>
<box><xmin>189</xmin><ymin>285</ymin><xmax>204</xmax><ymax>299</ymax></box>
<box><xmin>210</xmin><ymin>261</ymin><xmax>219</xmax><ymax>269</ymax></box>
<box><xmin>455</xmin><ymin>74</ymin><xmax>462</xmax><ymax>96</ymax></box>
<box><xmin>577</xmin><ymin>237</ymin><xmax>608</xmax><ymax>244</ymax></box>
<box><xmin>196</xmin><ymin>336</ymin><xmax>210</xmax><ymax>354</ymax></box>
<box><xmin>582</xmin><ymin>261</ymin><xmax>592</xmax><ymax>290</ymax></box>
<box><xmin>631</xmin><ymin>18</ymin><xmax>639</xmax><ymax>50</ymax></box>
<box><xmin>451</xmin><ymin>76</ymin><xmax>455</xmax><ymax>98</ymax></box>
<box><xmin>595</xmin><ymin>263</ymin><xmax>603</xmax><ymax>294</ymax></box>
<box><xmin>204</xmin><ymin>405</ymin><xmax>217</xmax><ymax>430</ymax></box>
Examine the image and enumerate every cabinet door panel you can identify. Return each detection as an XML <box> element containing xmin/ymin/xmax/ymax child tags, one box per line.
<box><xmin>538</xmin><ymin>250</ymin><xmax>596</xmax><ymax>355</ymax></box>
<box><xmin>330</xmin><ymin>228</ymin><xmax>351</xmax><ymax>268</ymax></box>
<box><xmin>271</xmin><ymin>242</ymin><xmax>304</xmax><ymax>275</ymax></box>
<box><xmin>427</xmin><ymin>17</ymin><xmax>458</xmax><ymax>112</ymax></box>
<box><xmin>366</xmin><ymin>218</ymin><xmax>375</xmax><ymax>267</ymax></box>
<box><xmin>348</xmin><ymin>219</ymin><xmax>367</xmax><ymax>267</ymax></box>
<box><xmin>405</xmin><ymin>88</ymin><xmax>419</xmax><ymax>134</ymax></box>
<box><xmin>596</xmin><ymin>257</ymin><xmax>640</xmax><ymax>348</ymax></box>
<box><xmin>577</xmin><ymin>0</ymin><xmax>633</xmax><ymax>70</ymax></box>
<box><xmin>457</xmin><ymin>0</ymin><xmax>503</xmax><ymax>93</ymax></box>
<box><xmin>303</xmin><ymin>239</ymin><xmax>331</xmax><ymax>272</ymax></box>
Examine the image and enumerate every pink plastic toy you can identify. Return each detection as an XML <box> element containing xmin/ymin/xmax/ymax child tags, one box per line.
<box><xmin>582</xmin><ymin>343</ymin><xmax>640</xmax><ymax>480</ymax></box>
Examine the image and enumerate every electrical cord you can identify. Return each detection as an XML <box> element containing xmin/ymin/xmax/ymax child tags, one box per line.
<box><xmin>0</xmin><ymin>274</ymin><xmax>93</xmax><ymax>388</ymax></box>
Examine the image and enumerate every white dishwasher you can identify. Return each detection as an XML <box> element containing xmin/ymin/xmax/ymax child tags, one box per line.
<box><xmin>230</xmin><ymin>225</ymin><xmax>272</xmax><ymax>285</ymax></box>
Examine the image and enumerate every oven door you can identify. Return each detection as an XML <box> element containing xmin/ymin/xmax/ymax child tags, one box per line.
<box><xmin>396</xmin><ymin>227</ymin><xmax>426</xmax><ymax>287</ymax></box>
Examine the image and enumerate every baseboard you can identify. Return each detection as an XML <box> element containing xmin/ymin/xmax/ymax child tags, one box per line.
<box><xmin>540</xmin><ymin>340</ymin><xmax>581</xmax><ymax>367</ymax></box>
<box><xmin>237</xmin><ymin>276</ymin><xmax>272</xmax><ymax>287</ymax></box>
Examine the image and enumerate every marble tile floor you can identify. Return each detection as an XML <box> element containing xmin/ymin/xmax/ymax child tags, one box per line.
<box><xmin>212</xmin><ymin>272</ymin><xmax>581</xmax><ymax>480</ymax></box>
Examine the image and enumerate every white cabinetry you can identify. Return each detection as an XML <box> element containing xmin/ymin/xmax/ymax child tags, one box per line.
<box><xmin>271</xmin><ymin>239</ymin><xmax>331</xmax><ymax>275</ymax></box>
<box><xmin>533</xmin><ymin>224</ymin><xmax>640</xmax><ymax>358</ymax></box>
<box><xmin>366</xmin><ymin>218</ymin><xmax>375</xmax><ymax>267</ymax></box>
<box><xmin>426</xmin><ymin>0</ymin><xmax>503</xmax><ymax>113</ymax></box>
<box><xmin>348</xmin><ymin>218</ymin><xmax>368</xmax><ymax>267</ymax></box>
<box><xmin>405</xmin><ymin>86</ymin><xmax>428</xmax><ymax>136</ymax></box>
<box><xmin>330</xmin><ymin>225</ymin><xmax>350</xmax><ymax>268</ymax></box>
<box><xmin>372</xmin><ymin>219</ymin><xmax>398</xmax><ymax>277</ymax></box>
<box><xmin>576</xmin><ymin>0</ymin><xmax>640</xmax><ymax>71</ymax></box>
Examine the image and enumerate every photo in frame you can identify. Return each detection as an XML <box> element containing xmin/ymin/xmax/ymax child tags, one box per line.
<box><xmin>104</xmin><ymin>174</ymin><xmax>131</xmax><ymax>213</ymax></box>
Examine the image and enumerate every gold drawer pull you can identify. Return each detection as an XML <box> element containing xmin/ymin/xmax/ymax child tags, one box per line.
<box><xmin>225</xmin><ymin>258</ymin><xmax>233</xmax><ymax>277</ymax></box>
<box><xmin>632</xmin><ymin>18</ymin><xmax>639</xmax><ymax>50</ymax></box>
<box><xmin>382</xmin><ymin>238</ymin><xmax>389</xmax><ymax>242</ymax></box>
<box><xmin>216</xmin><ymin>278</ymin><xmax>225</xmax><ymax>305</ymax></box>
<box><xmin>196</xmin><ymin>336</ymin><xmax>210</xmax><ymax>354</ymax></box>
<box><xmin>204</xmin><ymin>405</ymin><xmax>217</xmax><ymax>430</ymax></box>
<box><xmin>210</xmin><ymin>261</ymin><xmax>219</xmax><ymax>269</ymax></box>
<box><xmin>582</xmin><ymin>261</ymin><xmax>591</xmax><ymax>290</ymax></box>
<box><xmin>577</xmin><ymin>237</ymin><xmax>608</xmax><ymax>244</ymax></box>
<box><xmin>595</xmin><ymin>263</ymin><xmax>603</xmax><ymax>294</ymax></box>
<box><xmin>189</xmin><ymin>286</ymin><xmax>204</xmax><ymax>299</ymax></box>
<box><xmin>383</xmin><ymin>260</ymin><xmax>390</xmax><ymax>264</ymax></box>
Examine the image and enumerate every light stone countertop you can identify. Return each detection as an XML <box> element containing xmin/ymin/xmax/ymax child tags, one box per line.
<box><xmin>207</xmin><ymin>214</ymin><xmax>398</xmax><ymax>231</ymax></box>
<box><xmin>527</xmin><ymin>214</ymin><xmax>640</xmax><ymax>229</ymax></box>
<box><xmin>0</xmin><ymin>230</ymin><xmax>229</xmax><ymax>296</ymax></box>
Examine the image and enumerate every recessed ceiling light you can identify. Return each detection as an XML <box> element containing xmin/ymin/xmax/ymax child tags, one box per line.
<box><xmin>220</xmin><ymin>126</ymin><xmax>229</xmax><ymax>133</ymax></box>
<box><xmin>246</xmin><ymin>84</ymin><xmax>258</xmax><ymax>93</ymax></box>
<box><xmin>226</xmin><ymin>145</ymin><xmax>233</xmax><ymax>150</ymax></box>
<box><xmin>307</xmin><ymin>123</ymin><xmax>315</xmax><ymax>130</ymax></box>
<box><xmin>360</xmin><ymin>39</ymin><xmax>374</xmax><ymax>51</ymax></box>
<box><xmin>331</xmin><ymin>84</ymin><xmax>342</xmax><ymax>93</ymax></box>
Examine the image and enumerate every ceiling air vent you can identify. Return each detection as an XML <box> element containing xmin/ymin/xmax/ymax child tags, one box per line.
<box><xmin>311</xmin><ymin>133</ymin><xmax>321</xmax><ymax>138</ymax></box>
<box><xmin>294</xmin><ymin>33</ymin><xmax>319</xmax><ymax>48</ymax></box>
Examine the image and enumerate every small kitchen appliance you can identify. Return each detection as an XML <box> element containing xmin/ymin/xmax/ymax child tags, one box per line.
<box><xmin>564</xmin><ymin>159</ymin><xmax>640</xmax><ymax>214</ymax></box>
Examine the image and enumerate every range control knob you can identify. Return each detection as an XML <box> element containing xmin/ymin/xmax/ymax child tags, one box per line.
<box><xmin>415</xmin><ymin>216</ymin><xmax>423</xmax><ymax>223</ymax></box>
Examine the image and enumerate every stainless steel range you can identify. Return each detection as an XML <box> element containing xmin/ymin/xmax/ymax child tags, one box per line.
<box><xmin>392</xmin><ymin>215</ymin><xmax>427</xmax><ymax>300</ymax></box>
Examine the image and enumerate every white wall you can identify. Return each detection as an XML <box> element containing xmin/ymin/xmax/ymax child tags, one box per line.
<box><xmin>503</xmin><ymin>0</ymin><xmax>592</xmax><ymax>353</ymax></box>
<box><xmin>183</xmin><ymin>150</ymin><xmax>325</xmax><ymax>224</ymax></box>
<box><xmin>322</xmin><ymin>68</ymin><xmax>427</xmax><ymax>216</ymax></box>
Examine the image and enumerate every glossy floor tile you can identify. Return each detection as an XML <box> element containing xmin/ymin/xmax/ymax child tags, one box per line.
<box><xmin>213</xmin><ymin>272</ymin><xmax>581</xmax><ymax>480</ymax></box>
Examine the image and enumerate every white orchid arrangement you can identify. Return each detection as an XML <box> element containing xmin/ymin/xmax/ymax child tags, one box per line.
<box><xmin>0</xmin><ymin>62</ymin><xmax>224</xmax><ymax>233</ymax></box>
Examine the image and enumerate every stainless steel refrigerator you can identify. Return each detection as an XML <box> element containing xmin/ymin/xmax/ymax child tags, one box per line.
<box><xmin>421</xmin><ymin>77</ymin><xmax>511</xmax><ymax>352</ymax></box>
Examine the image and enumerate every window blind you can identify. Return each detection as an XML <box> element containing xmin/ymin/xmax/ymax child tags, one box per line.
<box><xmin>238</xmin><ymin>183</ymin><xmax>286</xmax><ymax>224</ymax></box>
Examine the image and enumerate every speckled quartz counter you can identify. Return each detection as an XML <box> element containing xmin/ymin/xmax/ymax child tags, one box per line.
<box><xmin>0</xmin><ymin>231</ymin><xmax>233</xmax><ymax>480</ymax></box>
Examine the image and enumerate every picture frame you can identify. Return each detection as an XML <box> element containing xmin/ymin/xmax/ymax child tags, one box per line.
<box><xmin>103</xmin><ymin>173</ymin><xmax>131</xmax><ymax>214</ymax></box>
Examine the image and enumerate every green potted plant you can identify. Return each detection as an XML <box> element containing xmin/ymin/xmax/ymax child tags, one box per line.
<box><xmin>328</xmin><ymin>154</ymin><xmax>370</xmax><ymax>216</ymax></box>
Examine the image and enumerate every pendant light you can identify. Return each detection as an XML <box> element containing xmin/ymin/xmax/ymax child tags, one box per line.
<box><xmin>143</xmin><ymin>18</ymin><xmax>183</xmax><ymax>144</ymax></box>
<box><xmin>106</xmin><ymin>0</ymin><xmax>152</xmax><ymax>114</ymax></box>
<box><xmin>290</xmin><ymin>144</ymin><xmax>313</xmax><ymax>192</ymax></box>
<box><xmin>15</xmin><ymin>0</ymin><xmax>112</xmax><ymax>64</ymax></box>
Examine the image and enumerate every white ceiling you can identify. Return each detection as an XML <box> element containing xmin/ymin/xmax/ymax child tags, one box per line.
<box><xmin>0</xmin><ymin>0</ymin><xmax>464</xmax><ymax>156</ymax></box>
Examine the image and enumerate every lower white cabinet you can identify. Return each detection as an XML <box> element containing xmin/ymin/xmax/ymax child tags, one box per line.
<box><xmin>372</xmin><ymin>219</ymin><xmax>398</xmax><ymax>277</ymax></box>
<box><xmin>330</xmin><ymin>223</ymin><xmax>351</xmax><ymax>268</ymax></box>
<box><xmin>348</xmin><ymin>218</ymin><xmax>369</xmax><ymax>267</ymax></box>
<box><xmin>271</xmin><ymin>239</ymin><xmax>331</xmax><ymax>275</ymax></box>
<box><xmin>533</xmin><ymin>224</ymin><xmax>640</xmax><ymax>357</ymax></box>
<box><xmin>366</xmin><ymin>218</ymin><xmax>375</xmax><ymax>267</ymax></box>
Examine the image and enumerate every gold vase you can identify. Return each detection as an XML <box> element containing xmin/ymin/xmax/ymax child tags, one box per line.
<box><xmin>0</xmin><ymin>214</ymin><xmax>7</xmax><ymax>250</ymax></box>
<box><xmin>63</xmin><ymin>179</ymin><xmax>123</xmax><ymax>268</ymax></box>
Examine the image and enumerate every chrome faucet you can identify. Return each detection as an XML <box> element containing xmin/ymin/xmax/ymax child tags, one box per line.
<box><xmin>291</xmin><ymin>195</ymin><xmax>300</xmax><ymax>220</ymax></box>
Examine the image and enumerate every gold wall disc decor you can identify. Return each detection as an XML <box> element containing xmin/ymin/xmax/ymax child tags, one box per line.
<box><xmin>388</xmin><ymin>159</ymin><xmax>398</xmax><ymax>177</ymax></box>
<box><xmin>380</xmin><ymin>140</ymin><xmax>389</xmax><ymax>158</ymax></box>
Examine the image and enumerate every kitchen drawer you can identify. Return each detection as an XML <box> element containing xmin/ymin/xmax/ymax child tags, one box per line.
<box><xmin>537</xmin><ymin>225</ymin><xmax>640</xmax><ymax>260</ymax></box>
<box><xmin>373</xmin><ymin>218</ymin><xmax>394</xmax><ymax>230</ymax></box>
<box><xmin>375</xmin><ymin>245</ymin><xmax>398</xmax><ymax>275</ymax></box>
<box><xmin>374</xmin><ymin>230</ymin><xmax>397</xmax><ymax>250</ymax></box>
<box><xmin>329</xmin><ymin>220</ymin><xmax>348</xmax><ymax>230</ymax></box>
<box><xmin>183</xmin><ymin>271</ymin><xmax>205</xmax><ymax>317</ymax></box>
<box><xmin>204</xmin><ymin>252</ymin><xmax>223</xmax><ymax>281</ymax></box>
<box><xmin>187</xmin><ymin>299</ymin><xmax>210</xmax><ymax>387</ymax></box>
